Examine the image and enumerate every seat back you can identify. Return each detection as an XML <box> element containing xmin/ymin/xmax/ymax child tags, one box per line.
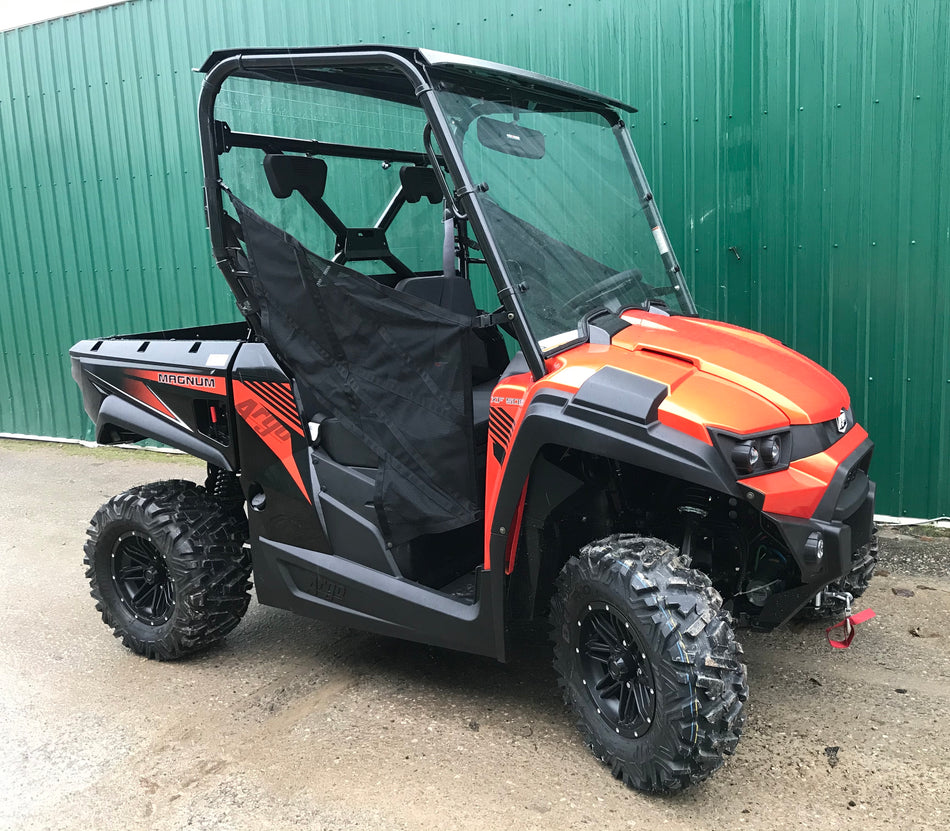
<box><xmin>399</xmin><ymin>165</ymin><xmax>443</xmax><ymax>204</ymax></box>
<box><xmin>395</xmin><ymin>276</ymin><xmax>508</xmax><ymax>384</ymax></box>
<box><xmin>263</xmin><ymin>154</ymin><xmax>328</xmax><ymax>204</ymax></box>
<box><xmin>395</xmin><ymin>276</ymin><xmax>478</xmax><ymax>317</ymax></box>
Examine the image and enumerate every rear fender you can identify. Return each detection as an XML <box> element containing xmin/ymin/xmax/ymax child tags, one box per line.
<box><xmin>95</xmin><ymin>394</ymin><xmax>233</xmax><ymax>470</ymax></box>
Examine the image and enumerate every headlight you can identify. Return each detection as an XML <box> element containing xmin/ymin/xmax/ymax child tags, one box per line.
<box><xmin>803</xmin><ymin>531</ymin><xmax>824</xmax><ymax>563</ymax></box>
<box><xmin>715</xmin><ymin>431</ymin><xmax>791</xmax><ymax>478</ymax></box>
<box><xmin>731</xmin><ymin>441</ymin><xmax>759</xmax><ymax>473</ymax></box>
<box><xmin>760</xmin><ymin>436</ymin><xmax>781</xmax><ymax>467</ymax></box>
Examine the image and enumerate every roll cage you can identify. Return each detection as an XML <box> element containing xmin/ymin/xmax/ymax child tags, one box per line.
<box><xmin>197</xmin><ymin>46</ymin><xmax>688</xmax><ymax>378</ymax></box>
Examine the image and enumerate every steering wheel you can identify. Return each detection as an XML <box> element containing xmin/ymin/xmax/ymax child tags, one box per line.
<box><xmin>565</xmin><ymin>268</ymin><xmax>645</xmax><ymax>311</ymax></box>
<box><xmin>646</xmin><ymin>284</ymin><xmax>677</xmax><ymax>299</ymax></box>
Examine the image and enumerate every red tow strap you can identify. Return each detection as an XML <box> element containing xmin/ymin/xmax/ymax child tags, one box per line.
<box><xmin>826</xmin><ymin>608</ymin><xmax>876</xmax><ymax>649</ymax></box>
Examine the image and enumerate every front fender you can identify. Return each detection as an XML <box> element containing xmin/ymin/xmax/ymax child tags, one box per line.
<box><xmin>487</xmin><ymin>384</ymin><xmax>754</xmax><ymax>575</ymax></box>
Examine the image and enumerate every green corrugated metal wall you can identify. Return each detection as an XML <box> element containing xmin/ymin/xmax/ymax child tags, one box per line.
<box><xmin>1</xmin><ymin>0</ymin><xmax>948</xmax><ymax>517</ymax></box>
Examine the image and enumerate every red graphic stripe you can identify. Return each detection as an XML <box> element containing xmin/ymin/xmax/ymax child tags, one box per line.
<box><xmin>244</xmin><ymin>378</ymin><xmax>296</xmax><ymax>410</ymax></box>
<box><xmin>487</xmin><ymin>422</ymin><xmax>510</xmax><ymax>448</ymax></box>
<box><xmin>261</xmin><ymin>385</ymin><xmax>299</xmax><ymax>419</ymax></box>
<box><xmin>488</xmin><ymin>411</ymin><xmax>514</xmax><ymax>446</ymax></box>
<box><xmin>261</xmin><ymin>380</ymin><xmax>296</xmax><ymax>408</ymax></box>
<box><xmin>250</xmin><ymin>379</ymin><xmax>296</xmax><ymax>409</ymax></box>
<box><xmin>492</xmin><ymin>407</ymin><xmax>515</xmax><ymax>428</ymax></box>
<box><xmin>252</xmin><ymin>396</ymin><xmax>302</xmax><ymax>434</ymax></box>
<box><xmin>233</xmin><ymin>380</ymin><xmax>311</xmax><ymax>503</ymax></box>
<box><xmin>124</xmin><ymin>378</ymin><xmax>183</xmax><ymax>424</ymax></box>
<box><xmin>244</xmin><ymin>380</ymin><xmax>300</xmax><ymax>426</ymax></box>
<box><xmin>239</xmin><ymin>381</ymin><xmax>304</xmax><ymax>437</ymax></box>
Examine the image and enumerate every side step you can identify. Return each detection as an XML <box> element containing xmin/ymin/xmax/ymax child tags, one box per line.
<box><xmin>251</xmin><ymin>537</ymin><xmax>504</xmax><ymax>660</ymax></box>
<box><xmin>438</xmin><ymin>571</ymin><xmax>478</xmax><ymax>605</ymax></box>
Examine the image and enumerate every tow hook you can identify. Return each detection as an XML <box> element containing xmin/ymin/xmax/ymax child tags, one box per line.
<box><xmin>816</xmin><ymin>589</ymin><xmax>853</xmax><ymax>618</ymax></box>
<box><xmin>818</xmin><ymin>589</ymin><xmax>876</xmax><ymax>649</ymax></box>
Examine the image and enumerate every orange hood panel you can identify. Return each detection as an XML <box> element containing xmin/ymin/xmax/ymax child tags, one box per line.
<box><xmin>612</xmin><ymin>312</ymin><xmax>850</xmax><ymax>425</ymax></box>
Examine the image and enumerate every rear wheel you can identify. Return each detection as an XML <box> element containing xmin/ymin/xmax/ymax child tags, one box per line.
<box><xmin>551</xmin><ymin>535</ymin><xmax>748</xmax><ymax>793</ymax></box>
<box><xmin>84</xmin><ymin>480</ymin><xmax>251</xmax><ymax>660</ymax></box>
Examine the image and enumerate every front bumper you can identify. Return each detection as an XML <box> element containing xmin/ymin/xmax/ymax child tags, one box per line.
<box><xmin>755</xmin><ymin>438</ymin><xmax>875</xmax><ymax>629</ymax></box>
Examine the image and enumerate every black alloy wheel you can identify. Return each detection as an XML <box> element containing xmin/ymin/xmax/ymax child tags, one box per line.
<box><xmin>577</xmin><ymin>602</ymin><xmax>656</xmax><ymax>738</ymax></box>
<box><xmin>111</xmin><ymin>531</ymin><xmax>175</xmax><ymax>625</ymax></box>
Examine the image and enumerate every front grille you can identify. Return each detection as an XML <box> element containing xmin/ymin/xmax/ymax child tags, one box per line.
<box><xmin>835</xmin><ymin>454</ymin><xmax>873</xmax><ymax>552</ymax></box>
<box><xmin>844</xmin><ymin>493</ymin><xmax>873</xmax><ymax>551</ymax></box>
<box><xmin>789</xmin><ymin>408</ymin><xmax>854</xmax><ymax>461</ymax></box>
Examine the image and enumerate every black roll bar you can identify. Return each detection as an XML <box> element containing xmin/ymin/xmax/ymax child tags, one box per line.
<box><xmin>221</xmin><ymin>127</ymin><xmax>438</xmax><ymax>167</ymax></box>
<box><xmin>197</xmin><ymin>49</ymin><xmax>547</xmax><ymax>380</ymax></box>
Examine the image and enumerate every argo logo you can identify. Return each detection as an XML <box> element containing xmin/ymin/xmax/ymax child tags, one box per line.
<box><xmin>235</xmin><ymin>398</ymin><xmax>290</xmax><ymax>442</ymax></box>
<box><xmin>836</xmin><ymin>408</ymin><xmax>848</xmax><ymax>434</ymax></box>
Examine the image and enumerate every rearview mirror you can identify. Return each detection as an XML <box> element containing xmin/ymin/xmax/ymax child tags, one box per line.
<box><xmin>476</xmin><ymin>117</ymin><xmax>545</xmax><ymax>159</ymax></box>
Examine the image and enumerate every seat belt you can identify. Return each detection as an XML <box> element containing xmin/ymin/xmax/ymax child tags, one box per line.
<box><xmin>443</xmin><ymin>207</ymin><xmax>456</xmax><ymax>279</ymax></box>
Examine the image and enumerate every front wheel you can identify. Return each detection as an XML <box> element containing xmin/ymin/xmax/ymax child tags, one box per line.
<box><xmin>84</xmin><ymin>480</ymin><xmax>251</xmax><ymax>660</ymax></box>
<box><xmin>551</xmin><ymin>535</ymin><xmax>748</xmax><ymax>793</ymax></box>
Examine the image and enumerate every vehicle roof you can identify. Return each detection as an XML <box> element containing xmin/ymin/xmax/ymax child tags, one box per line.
<box><xmin>198</xmin><ymin>45</ymin><xmax>635</xmax><ymax>114</ymax></box>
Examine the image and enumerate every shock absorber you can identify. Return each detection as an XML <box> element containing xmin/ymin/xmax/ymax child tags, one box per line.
<box><xmin>205</xmin><ymin>464</ymin><xmax>245</xmax><ymax>513</ymax></box>
<box><xmin>677</xmin><ymin>485</ymin><xmax>712</xmax><ymax>562</ymax></box>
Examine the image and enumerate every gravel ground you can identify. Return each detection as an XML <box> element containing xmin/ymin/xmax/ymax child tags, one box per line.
<box><xmin>877</xmin><ymin>525</ymin><xmax>950</xmax><ymax>578</ymax></box>
<box><xmin>1</xmin><ymin>439</ymin><xmax>948</xmax><ymax>830</ymax></box>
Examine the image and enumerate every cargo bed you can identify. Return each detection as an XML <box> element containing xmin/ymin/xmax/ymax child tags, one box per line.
<box><xmin>70</xmin><ymin>321</ymin><xmax>252</xmax><ymax>469</ymax></box>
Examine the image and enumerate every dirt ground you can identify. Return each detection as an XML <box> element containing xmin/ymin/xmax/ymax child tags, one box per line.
<box><xmin>1</xmin><ymin>439</ymin><xmax>948</xmax><ymax>831</ymax></box>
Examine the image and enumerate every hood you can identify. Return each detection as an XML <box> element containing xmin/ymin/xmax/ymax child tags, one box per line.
<box><xmin>612</xmin><ymin>312</ymin><xmax>849</xmax><ymax>424</ymax></box>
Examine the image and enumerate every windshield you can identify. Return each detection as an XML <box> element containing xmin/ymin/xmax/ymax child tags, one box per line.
<box><xmin>436</xmin><ymin>91</ymin><xmax>694</xmax><ymax>351</ymax></box>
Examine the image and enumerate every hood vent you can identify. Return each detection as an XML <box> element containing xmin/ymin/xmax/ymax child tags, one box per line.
<box><xmin>637</xmin><ymin>347</ymin><xmax>696</xmax><ymax>367</ymax></box>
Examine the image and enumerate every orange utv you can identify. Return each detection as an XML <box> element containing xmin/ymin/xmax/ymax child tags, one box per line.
<box><xmin>70</xmin><ymin>47</ymin><xmax>876</xmax><ymax>792</ymax></box>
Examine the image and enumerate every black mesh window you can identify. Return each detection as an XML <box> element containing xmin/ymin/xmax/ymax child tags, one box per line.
<box><xmin>231</xmin><ymin>195</ymin><xmax>479</xmax><ymax>544</ymax></box>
